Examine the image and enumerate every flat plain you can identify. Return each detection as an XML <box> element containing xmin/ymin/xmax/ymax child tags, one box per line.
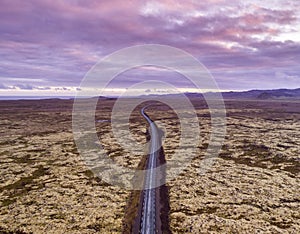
<box><xmin>0</xmin><ymin>98</ymin><xmax>299</xmax><ymax>233</ymax></box>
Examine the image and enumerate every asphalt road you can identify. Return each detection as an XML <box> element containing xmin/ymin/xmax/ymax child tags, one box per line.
<box><xmin>140</xmin><ymin>106</ymin><xmax>160</xmax><ymax>234</ymax></box>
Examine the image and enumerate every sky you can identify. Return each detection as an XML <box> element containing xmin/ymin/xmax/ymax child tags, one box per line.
<box><xmin>0</xmin><ymin>0</ymin><xmax>299</xmax><ymax>96</ymax></box>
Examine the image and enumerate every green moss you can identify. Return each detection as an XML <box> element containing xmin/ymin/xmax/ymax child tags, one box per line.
<box><xmin>83</xmin><ymin>169</ymin><xmax>94</xmax><ymax>178</ymax></box>
<box><xmin>1</xmin><ymin>198</ymin><xmax>16</xmax><ymax>207</ymax></box>
<box><xmin>49</xmin><ymin>212</ymin><xmax>66</xmax><ymax>220</ymax></box>
<box><xmin>13</xmin><ymin>154</ymin><xmax>34</xmax><ymax>164</ymax></box>
<box><xmin>0</xmin><ymin>165</ymin><xmax>48</xmax><ymax>207</ymax></box>
<box><xmin>87</xmin><ymin>223</ymin><xmax>102</xmax><ymax>231</ymax></box>
<box><xmin>0</xmin><ymin>226</ymin><xmax>31</xmax><ymax>234</ymax></box>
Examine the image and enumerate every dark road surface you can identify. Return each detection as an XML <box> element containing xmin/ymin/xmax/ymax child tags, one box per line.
<box><xmin>140</xmin><ymin>106</ymin><xmax>160</xmax><ymax>234</ymax></box>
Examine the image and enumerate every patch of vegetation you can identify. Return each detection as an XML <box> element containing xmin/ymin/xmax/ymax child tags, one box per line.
<box><xmin>0</xmin><ymin>139</ymin><xmax>17</xmax><ymax>146</ymax></box>
<box><xmin>13</xmin><ymin>154</ymin><xmax>34</xmax><ymax>164</ymax></box>
<box><xmin>1</xmin><ymin>198</ymin><xmax>17</xmax><ymax>207</ymax></box>
<box><xmin>49</xmin><ymin>212</ymin><xmax>66</xmax><ymax>220</ymax></box>
<box><xmin>0</xmin><ymin>150</ymin><xmax>10</xmax><ymax>157</ymax></box>
<box><xmin>282</xmin><ymin>165</ymin><xmax>300</xmax><ymax>175</ymax></box>
<box><xmin>243</xmin><ymin>143</ymin><xmax>270</xmax><ymax>157</ymax></box>
<box><xmin>195</xmin><ymin>206</ymin><xmax>218</xmax><ymax>215</ymax></box>
<box><xmin>87</xmin><ymin>223</ymin><xmax>102</xmax><ymax>231</ymax></box>
<box><xmin>220</xmin><ymin>143</ymin><xmax>299</xmax><ymax>175</ymax></box>
<box><xmin>0</xmin><ymin>226</ymin><xmax>31</xmax><ymax>234</ymax></box>
<box><xmin>0</xmin><ymin>165</ymin><xmax>48</xmax><ymax>207</ymax></box>
<box><xmin>268</xmin><ymin>217</ymin><xmax>292</xmax><ymax>229</ymax></box>
<box><xmin>208</xmin><ymin>225</ymin><xmax>222</xmax><ymax>232</ymax></box>
<box><xmin>26</xmin><ymin>148</ymin><xmax>45</xmax><ymax>153</ymax></box>
<box><xmin>82</xmin><ymin>169</ymin><xmax>94</xmax><ymax>178</ymax></box>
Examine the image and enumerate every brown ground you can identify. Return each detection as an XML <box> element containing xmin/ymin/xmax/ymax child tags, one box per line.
<box><xmin>0</xmin><ymin>98</ymin><xmax>299</xmax><ymax>233</ymax></box>
<box><xmin>165</xmin><ymin>99</ymin><xmax>300</xmax><ymax>233</ymax></box>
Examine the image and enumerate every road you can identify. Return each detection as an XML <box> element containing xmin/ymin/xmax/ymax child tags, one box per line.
<box><xmin>140</xmin><ymin>106</ymin><xmax>160</xmax><ymax>234</ymax></box>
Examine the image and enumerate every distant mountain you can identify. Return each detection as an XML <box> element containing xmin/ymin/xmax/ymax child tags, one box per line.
<box><xmin>219</xmin><ymin>88</ymin><xmax>300</xmax><ymax>100</ymax></box>
<box><xmin>137</xmin><ymin>88</ymin><xmax>300</xmax><ymax>100</ymax></box>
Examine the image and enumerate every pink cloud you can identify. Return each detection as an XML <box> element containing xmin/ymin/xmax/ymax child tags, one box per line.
<box><xmin>0</xmin><ymin>0</ymin><xmax>299</xmax><ymax>91</ymax></box>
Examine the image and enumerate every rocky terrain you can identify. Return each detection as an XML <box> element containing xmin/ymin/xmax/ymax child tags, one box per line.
<box><xmin>0</xmin><ymin>99</ymin><xmax>130</xmax><ymax>233</ymax></box>
<box><xmin>0</xmin><ymin>98</ymin><xmax>299</xmax><ymax>233</ymax></box>
<box><xmin>165</xmin><ymin>100</ymin><xmax>300</xmax><ymax>233</ymax></box>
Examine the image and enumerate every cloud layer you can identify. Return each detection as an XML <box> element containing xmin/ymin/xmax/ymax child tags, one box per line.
<box><xmin>0</xmin><ymin>0</ymin><xmax>299</xmax><ymax>94</ymax></box>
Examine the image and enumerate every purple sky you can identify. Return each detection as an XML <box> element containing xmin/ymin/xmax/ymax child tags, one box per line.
<box><xmin>0</xmin><ymin>0</ymin><xmax>299</xmax><ymax>96</ymax></box>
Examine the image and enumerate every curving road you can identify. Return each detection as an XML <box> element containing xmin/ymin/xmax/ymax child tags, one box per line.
<box><xmin>140</xmin><ymin>106</ymin><xmax>160</xmax><ymax>234</ymax></box>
